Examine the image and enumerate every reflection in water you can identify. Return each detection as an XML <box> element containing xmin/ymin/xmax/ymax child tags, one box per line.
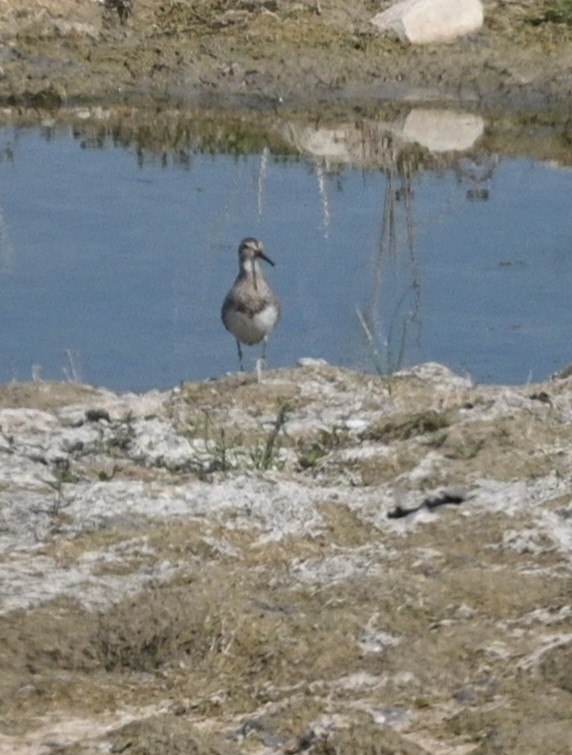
<box><xmin>456</xmin><ymin>153</ymin><xmax>499</xmax><ymax>201</ymax></box>
<box><xmin>358</xmin><ymin>144</ymin><xmax>422</xmax><ymax>375</ymax></box>
<box><xmin>401</xmin><ymin>109</ymin><xmax>484</xmax><ymax>154</ymax></box>
<box><xmin>0</xmin><ymin>143</ymin><xmax>15</xmax><ymax>275</ymax></box>
<box><xmin>257</xmin><ymin>146</ymin><xmax>270</xmax><ymax>218</ymax></box>
<box><xmin>0</xmin><ymin>199</ymin><xmax>15</xmax><ymax>276</ymax></box>
<box><xmin>314</xmin><ymin>160</ymin><xmax>332</xmax><ymax>239</ymax></box>
<box><xmin>358</xmin><ymin>144</ymin><xmax>502</xmax><ymax>376</ymax></box>
<box><xmin>0</xmin><ymin>112</ymin><xmax>571</xmax><ymax>390</ymax></box>
<box><xmin>281</xmin><ymin>109</ymin><xmax>491</xmax><ymax>375</ymax></box>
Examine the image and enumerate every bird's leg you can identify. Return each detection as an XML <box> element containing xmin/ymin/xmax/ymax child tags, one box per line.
<box><xmin>236</xmin><ymin>339</ymin><xmax>244</xmax><ymax>371</ymax></box>
<box><xmin>256</xmin><ymin>336</ymin><xmax>268</xmax><ymax>383</ymax></box>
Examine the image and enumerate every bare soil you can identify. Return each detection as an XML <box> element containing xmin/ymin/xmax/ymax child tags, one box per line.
<box><xmin>0</xmin><ymin>0</ymin><xmax>571</xmax><ymax>114</ymax></box>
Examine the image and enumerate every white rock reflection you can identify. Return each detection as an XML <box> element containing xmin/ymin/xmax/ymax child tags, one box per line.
<box><xmin>281</xmin><ymin>108</ymin><xmax>484</xmax><ymax>166</ymax></box>
<box><xmin>281</xmin><ymin>120</ymin><xmax>394</xmax><ymax>167</ymax></box>
<box><xmin>401</xmin><ymin>108</ymin><xmax>485</xmax><ymax>153</ymax></box>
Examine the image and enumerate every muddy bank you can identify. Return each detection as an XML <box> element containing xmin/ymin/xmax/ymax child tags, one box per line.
<box><xmin>0</xmin><ymin>1</ymin><xmax>571</xmax><ymax>115</ymax></box>
<box><xmin>0</xmin><ymin>362</ymin><xmax>571</xmax><ymax>753</ymax></box>
<box><xmin>1</xmin><ymin>1</ymin><xmax>571</xmax><ymax>179</ymax></box>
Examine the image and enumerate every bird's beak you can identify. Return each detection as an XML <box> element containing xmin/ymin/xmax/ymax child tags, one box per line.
<box><xmin>258</xmin><ymin>250</ymin><xmax>275</xmax><ymax>266</ymax></box>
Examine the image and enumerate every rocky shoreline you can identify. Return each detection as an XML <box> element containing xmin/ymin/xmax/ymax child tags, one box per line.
<box><xmin>1</xmin><ymin>362</ymin><xmax>571</xmax><ymax>753</ymax></box>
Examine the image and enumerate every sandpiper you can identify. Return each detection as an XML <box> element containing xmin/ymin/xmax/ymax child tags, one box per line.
<box><xmin>221</xmin><ymin>237</ymin><xmax>281</xmax><ymax>374</ymax></box>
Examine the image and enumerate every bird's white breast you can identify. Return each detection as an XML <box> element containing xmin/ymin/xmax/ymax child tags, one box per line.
<box><xmin>224</xmin><ymin>302</ymin><xmax>279</xmax><ymax>345</ymax></box>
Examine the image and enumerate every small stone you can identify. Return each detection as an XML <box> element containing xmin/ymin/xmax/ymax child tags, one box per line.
<box><xmin>297</xmin><ymin>357</ymin><xmax>329</xmax><ymax>368</ymax></box>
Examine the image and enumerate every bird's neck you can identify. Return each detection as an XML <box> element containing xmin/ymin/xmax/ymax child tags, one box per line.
<box><xmin>240</xmin><ymin>259</ymin><xmax>263</xmax><ymax>280</ymax></box>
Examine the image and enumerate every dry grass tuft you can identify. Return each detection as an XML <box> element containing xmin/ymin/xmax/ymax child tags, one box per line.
<box><xmin>94</xmin><ymin>586</ymin><xmax>208</xmax><ymax>672</ymax></box>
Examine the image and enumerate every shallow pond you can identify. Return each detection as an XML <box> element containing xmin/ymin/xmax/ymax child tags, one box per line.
<box><xmin>0</xmin><ymin>114</ymin><xmax>571</xmax><ymax>391</ymax></box>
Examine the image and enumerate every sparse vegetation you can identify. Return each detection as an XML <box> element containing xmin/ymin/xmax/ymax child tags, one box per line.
<box><xmin>530</xmin><ymin>0</ymin><xmax>572</xmax><ymax>26</ymax></box>
<box><xmin>95</xmin><ymin>586</ymin><xmax>205</xmax><ymax>672</ymax></box>
<box><xmin>297</xmin><ymin>426</ymin><xmax>348</xmax><ymax>469</ymax></box>
<box><xmin>249</xmin><ymin>401</ymin><xmax>290</xmax><ymax>470</ymax></box>
<box><xmin>1</xmin><ymin>365</ymin><xmax>572</xmax><ymax>752</ymax></box>
<box><xmin>361</xmin><ymin>410</ymin><xmax>453</xmax><ymax>443</ymax></box>
<box><xmin>190</xmin><ymin>410</ymin><xmax>234</xmax><ymax>475</ymax></box>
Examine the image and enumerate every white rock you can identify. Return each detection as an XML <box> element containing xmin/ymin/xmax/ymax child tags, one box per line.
<box><xmin>372</xmin><ymin>0</ymin><xmax>484</xmax><ymax>44</ymax></box>
<box><xmin>395</xmin><ymin>361</ymin><xmax>472</xmax><ymax>387</ymax></box>
<box><xmin>129</xmin><ymin>418</ymin><xmax>195</xmax><ymax>469</ymax></box>
<box><xmin>0</xmin><ymin>407</ymin><xmax>57</xmax><ymax>434</ymax></box>
<box><xmin>297</xmin><ymin>357</ymin><xmax>329</xmax><ymax>368</ymax></box>
<box><xmin>53</xmin><ymin>21</ymin><xmax>100</xmax><ymax>40</ymax></box>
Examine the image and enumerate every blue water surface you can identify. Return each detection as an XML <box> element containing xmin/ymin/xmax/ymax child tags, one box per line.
<box><xmin>0</xmin><ymin>127</ymin><xmax>571</xmax><ymax>390</ymax></box>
